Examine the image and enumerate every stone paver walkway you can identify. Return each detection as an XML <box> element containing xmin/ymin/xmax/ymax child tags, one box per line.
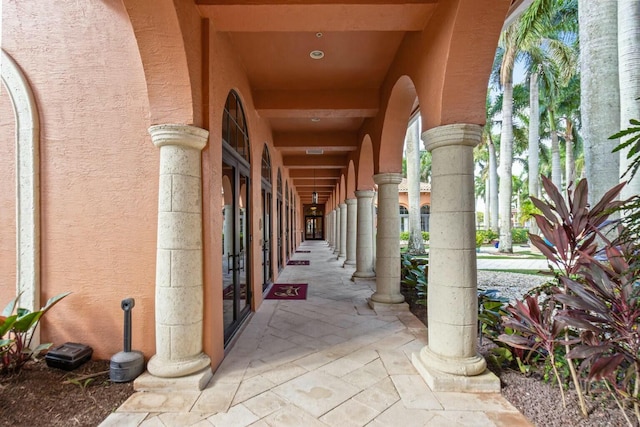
<box><xmin>101</xmin><ymin>241</ymin><xmax>532</xmax><ymax>427</ymax></box>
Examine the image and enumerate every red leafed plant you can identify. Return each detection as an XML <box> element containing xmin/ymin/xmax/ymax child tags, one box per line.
<box><xmin>523</xmin><ymin>175</ymin><xmax>640</xmax><ymax>425</ymax></box>
<box><xmin>499</xmin><ymin>294</ymin><xmax>569</xmax><ymax>406</ymax></box>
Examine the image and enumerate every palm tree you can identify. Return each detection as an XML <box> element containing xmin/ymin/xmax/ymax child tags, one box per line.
<box><xmin>618</xmin><ymin>0</ymin><xmax>640</xmax><ymax>199</ymax></box>
<box><xmin>579</xmin><ymin>0</ymin><xmax>620</xmax><ymax>204</ymax></box>
<box><xmin>405</xmin><ymin>119</ymin><xmax>425</xmax><ymax>254</ymax></box>
<box><xmin>521</xmin><ymin>0</ymin><xmax>578</xmax><ymax>192</ymax></box>
<box><xmin>497</xmin><ymin>22</ymin><xmax>517</xmax><ymax>252</ymax></box>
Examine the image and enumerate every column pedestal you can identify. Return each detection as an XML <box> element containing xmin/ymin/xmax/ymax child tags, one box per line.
<box><xmin>145</xmin><ymin>124</ymin><xmax>211</xmax><ymax>388</ymax></box>
<box><xmin>370</xmin><ymin>173</ymin><xmax>405</xmax><ymax>308</ymax></box>
<box><xmin>411</xmin><ymin>123</ymin><xmax>498</xmax><ymax>392</ymax></box>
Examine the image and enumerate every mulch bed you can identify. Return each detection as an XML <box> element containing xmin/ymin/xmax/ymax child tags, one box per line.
<box><xmin>400</xmin><ymin>280</ymin><xmax>632</xmax><ymax>427</ymax></box>
<box><xmin>0</xmin><ymin>359</ymin><xmax>133</xmax><ymax>426</ymax></box>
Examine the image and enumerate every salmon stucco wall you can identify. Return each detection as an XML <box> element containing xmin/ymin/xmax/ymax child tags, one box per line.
<box><xmin>2</xmin><ymin>0</ymin><xmax>157</xmax><ymax>360</ymax></box>
<box><xmin>0</xmin><ymin>84</ymin><xmax>17</xmax><ymax>305</ymax></box>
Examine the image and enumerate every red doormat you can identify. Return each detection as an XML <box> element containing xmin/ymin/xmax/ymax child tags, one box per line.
<box><xmin>287</xmin><ymin>260</ymin><xmax>310</xmax><ymax>265</ymax></box>
<box><xmin>266</xmin><ymin>283</ymin><xmax>308</xmax><ymax>300</ymax></box>
<box><xmin>296</xmin><ymin>250</ymin><xmax>311</xmax><ymax>253</ymax></box>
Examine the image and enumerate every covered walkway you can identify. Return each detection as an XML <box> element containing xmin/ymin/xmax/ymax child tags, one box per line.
<box><xmin>102</xmin><ymin>241</ymin><xmax>531</xmax><ymax>427</ymax></box>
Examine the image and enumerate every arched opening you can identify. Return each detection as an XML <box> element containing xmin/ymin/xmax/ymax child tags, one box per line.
<box><xmin>260</xmin><ymin>144</ymin><xmax>273</xmax><ymax>293</ymax></box>
<box><xmin>221</xmin><ymin>90</ymin><xmax>251</xmax><ymax>346</ymax></box>
<box><xmin>277</xmin><ymin>169</ymin><xmax>283</xmax><ymax>272</ymax></box>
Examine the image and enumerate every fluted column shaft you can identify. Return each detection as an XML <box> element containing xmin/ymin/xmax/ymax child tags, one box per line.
<box><xmin>415</xmin><ymin>123</ymin><xmax>486</xmax><ymax>377</ymax></box>
<box><xmin>353</xmin><ymin>190</ymin><xmax>375</xmax><ymax>278</ymax></box>
<box><xmin>344</xmin><ymin>198</ymin><xmax>357</xmax><ymax>266</ymax></box>
<box><xmin>147</xmin><ymin>124</ymin><xmax>211</xmax><ymax>378</ymax></box>
<box><xmin>371</xmin><ymin>173</ymin><xmax>404</xmax><ymax>304</ymax></box>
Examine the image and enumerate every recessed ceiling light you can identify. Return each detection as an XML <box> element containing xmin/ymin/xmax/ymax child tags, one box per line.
<box><xmin>310</xmin><ymin>50</ymin><xmax>324</xmax><ymax>60</ymax></box>
<box><xmin>311</xmin><ymin>118</ymin><xmax>320</xmax><ymax>122</ymax></box>
<box><xmin>316</xmin><ymin>32</ymin><xmax>323</xmax><ymax>38</ymax></box>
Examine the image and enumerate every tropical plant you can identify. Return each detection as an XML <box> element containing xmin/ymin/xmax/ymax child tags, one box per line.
<box><xmin>528</xmin><ymin>175</ymin><xmax>627</xmax><ymax>418</ymax></box>
<box><xmin>400</xmin><ymin>254</ymin><xmax>428</xmax><ymax>306</ymax></box>
<box><xmin>499</xmin><ymin>294</ymin><xmax>569</xmax><ymax>406</ymax></box>
<box><xmin>1</xmin><ymin>292</ymin><xmax>71</xmax><ymax>373</ymax></box>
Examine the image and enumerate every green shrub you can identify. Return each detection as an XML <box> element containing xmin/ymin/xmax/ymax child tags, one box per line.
<box><xmin>511</xmin><ymin>227</ymin><xmax>529</xmax><ymax>244</ymax></box>
<box><xmin>400</xmin><ymin>254</ymin><xmax>428</xmax><ymax>306</ymax></box>
<box><xmin>476</xmin><ymin>229</ymin><xmax>498</xmax><ymax>245</ymax></box>
<box><xmin>422</xmin><ymin>231</ymin><xmax>429</xmax><ymax>241</ymax></box>
<box><xmin>399</xmin><ymin>231</ymin><xmax>409</xmax><ymax>241</ymax></box>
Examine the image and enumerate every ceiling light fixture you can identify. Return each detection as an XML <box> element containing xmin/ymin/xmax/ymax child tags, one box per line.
<box><xmin>311</xmin><ymin>117</ymin><xmax>320</xmax><ymax>122</ymax></box>
<box><xmin>310</xmin><ymin>50</ymin><xmax>324</xmax><ymax>60</ymax></box>
<box><xmin>312</xmin><ymin>168</ymin><xmax>318</xmax><ymax>205</ymax></box>
<box><xmin>316</xmin><ymin>32</ymin><xmax>323</xmax><ymax>38</ymax></box>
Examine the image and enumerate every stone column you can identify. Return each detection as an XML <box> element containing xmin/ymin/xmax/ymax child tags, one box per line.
<box><xmin>333</xmin><ymin>208</ymin><xmax>340</xmax><ymax>255</ymax></box>
<box><xmin>344</xmin><ymin>198</ymin><xmax>357</xmax><ymax>266</ymax></box>
<box><xmin>327</xmin><ymin>212</ymin><xmax>332</xmax><ymax>247</ymax></box>
<box><xmin>147</xmin><ymin>124</ymin><xmax>211</xmax><ymax>382</ymax></box>
<box><xmin>370</xmin><ymin>173</ymin><xmax>405</xmax><ymax>306</ymax></box>
<box><xmin>412</xmin><ymin>123</ymin><xmax>496</xmax><ymax>392</ymax></box>
<box><xmin>325</xmin><ymin>213</ymin><xmax>331</xmax><ymax>246</ymax></box>
<box><xmin>338</xmin><ymin>203</ymin><xmax>347</xmax><ymax>259</ymax></box>
<box><xmin>352</xmin><ymin>190</ymin><xmax>375</xmax><ymax>278</ymax></box>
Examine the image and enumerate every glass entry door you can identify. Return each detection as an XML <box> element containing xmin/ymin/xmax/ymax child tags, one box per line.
<box><xmin>222</xmin><ymin>156</ymin><xmax>251</xmax><ymax>346</ymax></box>
<box><xmin>261</xmin><ymin>188</ymin><xmax>272</xmax><ymax>292</ymax></box>
<box><xmin>305</xmin><ymin>216</ymin><xmax>323</xmax><ymax>240</ymax></box>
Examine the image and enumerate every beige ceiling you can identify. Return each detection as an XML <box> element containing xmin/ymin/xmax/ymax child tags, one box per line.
<box><xmin>197</xmin><ymin>0</ymin><xmax>522</xmax><ymax>205</ymax></box>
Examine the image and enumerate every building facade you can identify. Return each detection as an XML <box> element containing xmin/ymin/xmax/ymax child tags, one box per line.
<box><xmin>1</xmin><ymin>0</ymin><xmax>523</xmax><ymax>391</ymax></box>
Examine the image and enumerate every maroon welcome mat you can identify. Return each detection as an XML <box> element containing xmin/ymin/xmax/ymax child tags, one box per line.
<box><xmin>287</xmin><ymin>260</ymin><xmax>310</xmax><ymax>265</ymax></box>
<box><xmin>266</xmin><ymin>283</ymin><xmax>308</xmax><ymax>300</ymax></box>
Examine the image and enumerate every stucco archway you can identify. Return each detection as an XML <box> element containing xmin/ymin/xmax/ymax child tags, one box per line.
<box><xmin>1</xmin><ymin>49</ymin><xmax>41</xmax><ymax>330</ymax></box>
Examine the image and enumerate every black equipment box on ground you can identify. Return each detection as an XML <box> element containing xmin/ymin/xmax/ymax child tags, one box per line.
<box><xmin>45</xmin><ymin>342</ymin><xmax>93</xmax><ymax>370</ymax></box>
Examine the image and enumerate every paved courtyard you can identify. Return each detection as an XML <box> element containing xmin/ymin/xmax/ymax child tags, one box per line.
<box><xmin>101</xmin><ymin>241</ymin><xmax>532</xmax><ymax>427</ymax></box>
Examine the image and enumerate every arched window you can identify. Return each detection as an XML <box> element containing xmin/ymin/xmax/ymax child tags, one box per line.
<box><xmin>222</xmin><ymin>91</ymin><xmax>250</xmax><ymax>162</ymax></box>
<box><xmin>261</xmin><ymin>144</ymin><xmax>271</xmax><ymax>185</ymax></box>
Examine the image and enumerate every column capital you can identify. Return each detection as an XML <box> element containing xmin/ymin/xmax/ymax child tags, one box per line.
<box><xmin>345</xmin><ymin>198</ymin><xmax>357</xmax><ymax>206</ymax></box>
<box><xmin>149</xmin><ymin>124</ymin><xmax>209</xmax><ymax>151</ymax></box>
<box><xmin>422</xmin><ymin>124</ymin><xmax>481</xmax><ymax>152</ymax></box>
<box><xmin>373</xmin><ymin>172</ymin><xmax>403</xmax><ymax>186</ymax></box>
<box><xmin>339</xmin><ymin>202</ymin><xmax>347</xmax><ymax>208</ymax></box>
<box><xmin>354</xmin><ymin>190</ymin><xmax>375</xmax><ymax>199</ymax></box>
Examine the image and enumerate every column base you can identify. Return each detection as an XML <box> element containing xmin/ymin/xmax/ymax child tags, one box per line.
<box><xmin>370</xmin><ymin>292</ymin><xmax>405</xmax><ymax>305</ymax></box>
<box><xmin>367</xmin><ymin>298</ymin><xmax>408</xmax><ymax>312</ymax></box>
<box><xmin>412</xmin><ymin>346</ymin><xmax>499</xmax><ymax>392</ymax></box>
<box><xmin>352</xmin><ymin>270</ymin><xmax>375</xmax><ymax>279</ymax></box>
<box><xmin>134</xmin><ymin>366</ymin><xmax>213</xmax><ymax>392</ymax></box>
<box><xmin>343</xmin><ymin>260</ymin><xmax>356</xmax><ymax>267</ymax></box>
<box><xmin>147</xmin><ymin>352</ymin><xmax>211</xmax><ymax>379</ymax></box>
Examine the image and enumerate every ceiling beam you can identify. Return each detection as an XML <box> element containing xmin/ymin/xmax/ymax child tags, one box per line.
<box><xmin>197</xmin><ymin>3</ymin><xmax>436</xmax><ymax>32</ymax></box>
<box><xmin>254</xmin><ymin>90</ymin><xmax>378</xmax><ymax>119</ymax></box>
<box><xmin>274</xmin><ymin>131</ymin><xmax>357</xmax><ymax>152</ymax></box>
<box><xmin>283</xmin><ymin>154</ymin><xmax>347</xmax><ymax>168</ymax></box>
<box><xmin>289</xmin><ymin>169</ymin><xmax>341</xmax><ymax>179</ymax></box>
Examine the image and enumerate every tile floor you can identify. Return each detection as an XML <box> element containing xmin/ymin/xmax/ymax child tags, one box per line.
<box><xmin>101</xmin><ymin>241</ymin><xmax>533</xmax><ymax>427</ymax></box>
